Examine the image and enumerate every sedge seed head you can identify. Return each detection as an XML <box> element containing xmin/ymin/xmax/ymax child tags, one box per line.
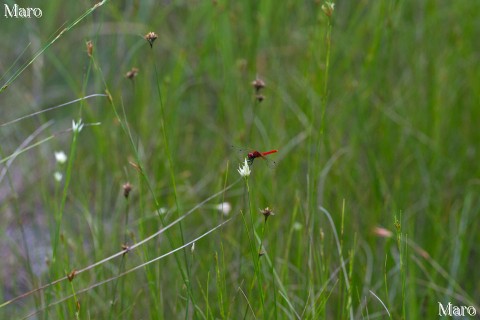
<box><xmin>86</xmin><ymin>40</ymin><xmax>93</xmax><ymax>57</ymax></box>
<box><xmin>126</xmin><ymin>67</ymin><xmax>139</xmax><ymax>79</ymax></box>
<box><xmin>252</xmin><ymin>78</ymin><xmax>265</xmax><ymax>92</ymax></box>
<box><xmin>322</xmin><ymin>1</ymin><xmax>335</xmax><ymax>17</ymax></box>
<box><xmin>260</xmin><ymin>207</ymin><xmax>275</xmax><ymax>221</ymax></box>
<box><xmin>144</xmin><ymin>32</ymin><xmax>158</xmax><ymax>48</ymax></box>
<box><xmin>255</xmin><ymin>94</ymin><xmax>265</xmax><ymax>102</ymax></box>
<box><xmin>123</xmin><ymin>182</ymin><xmax>132</xmax><ymax>198</ymax></box>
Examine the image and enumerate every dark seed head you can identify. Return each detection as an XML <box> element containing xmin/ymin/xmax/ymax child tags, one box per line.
<box><xmin>255</xmin><ymin>94</ymin><xmax>265</xmax><ymax>102</ymax></box>
<box><xmin>260</xmin><ymin>207</ymin><xmax>275</xmax><ymax>221</ymax></box>
<box><xmin>121</xmin><ymin>244</ymin><xmax>130</xmax><ymax>256</ymax></box>
<box><xmin>123</xmin><ymin>182</ymin><xmax>132</xmax><ymax>198</ymax></box>
<box><xmin>144</xmin><ymin>32</ymin><xmax>158</xmax><ymax>48</ymax></box>
<box><xmin>86</xmin><ymin>40</ymin><xmax>93</xmax><ymax>57</ymax></box>
<box><xmin>67</xmin><ymin>269</ymin><xmax>77</xmax><ymax>282</ymax></box>
<box><xmin>252</xmin><ymin>78</ymin><xmax>265</xmax><ymax>92</ymax></box>
<box><xmin>125</xmin><ymin>68</ymin><xmax>139</xmax><ymax>79</ymax></box>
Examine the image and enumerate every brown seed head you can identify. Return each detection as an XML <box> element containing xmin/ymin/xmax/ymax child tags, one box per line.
<box><xmin>322</xmin><ymin>1</ymin><xmax>335</xmax><ymax>17</ymax></box>
<box><xmin>123</xmin><ymin>182</ymin><xmax>132</xmax><ymax>198</ymax></box>
<box><xmin>144</xmin><ymin>32</ymin><xmax>158</xmax><ymax>48</ymax></box>
<box><xmin>86</xmin><ymin>40</ymin><xmax>93</xmax><ymax>57</ymax></box>
<box><xmin>255</xmin><ymin>94</ymin><xmax>265</xmax><ymax>103</ymax></box>
<box><xmin>121</xmin><ymin>244</ymin><xmax>130</xmax><ymax>256</ymax></box>
<box><xmin>260</xmin><ymin>207</ymin><xmax>275</xmax><ymax>221</ymax></box>
<box><xmin>252</xmin><ymin>78</ymin><xmax>265</xmax><ymax>92</ymax></box>
<box><xmin>67</xmin><ymin>269</ymin><xmax>77</xmax><ymax>282</ymax></box>
<box><xmin>125</xmin><ymin>68</ymin><xmax>139</xmax><ymax>80</ymax></box>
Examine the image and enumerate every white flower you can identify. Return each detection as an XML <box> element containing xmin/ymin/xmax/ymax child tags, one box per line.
<box><xmin>54</xmin><ymin>171</ymin><xmax>63</xmax><ymax>182</ymax></box>
<box><xmin>54</xmin><ymin>151</ymin><xmax>67</xmax><ymax>164</ymax></box>
<box><xmin>72</xmin><ymin>119</ymin><xmax>84</xmax><ymax>133</ymax></box>
<box><xmin>191</xmin><ymin>242</ymin><xmax>195</xmax><ymax>253</ymax></box>
<box><xmin>237</xmin><ymin>158</ymin><xmax>251</xmax><ymax>177</ymax></box>
<box><xmin>293</xmin><ymin>222</ymin><xmax>303</xmax><ymax>231</ymax></box>
<box><xmin>216</xmin><ymin>202</ymin><xmax>232</xmax><ymax>215</ymax></box>
<box><xmin>322</xmin><ymin>1</ymin><xmax>335</xmax><ymax>17</ymax></box>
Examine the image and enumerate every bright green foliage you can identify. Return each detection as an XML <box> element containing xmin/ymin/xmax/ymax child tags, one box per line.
<box><xmin>1</xmin><ymin>1</ymin><xmax>479</xmax><ymax>319</ymax></box>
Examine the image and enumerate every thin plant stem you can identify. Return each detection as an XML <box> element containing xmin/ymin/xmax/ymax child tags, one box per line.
<box><xmin>52</xmin><ymin>128</ymin><xmax>80</xmax><ymax>262</ymax></box>
<box><xmin>151</xmin><ymin>51</ymin><xmax>195</xmax><ymax>317</ymax></box>
<box><xmin>241</xmin><ymin>177</ymin><xmax>265</xmax><ymax>317</ymax></box>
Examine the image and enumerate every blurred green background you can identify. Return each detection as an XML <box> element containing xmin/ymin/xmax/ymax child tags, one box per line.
<box><xmin>1</xmin><ymin>0</ymin><xmax>479</xmax><ymax>319</ymax></box>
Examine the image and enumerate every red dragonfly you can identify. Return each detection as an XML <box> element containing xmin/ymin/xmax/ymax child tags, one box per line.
<box><xmin>232</xmin><ymin>146</ymin><xmax>278</xmax><ymax>168</ymax></box>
